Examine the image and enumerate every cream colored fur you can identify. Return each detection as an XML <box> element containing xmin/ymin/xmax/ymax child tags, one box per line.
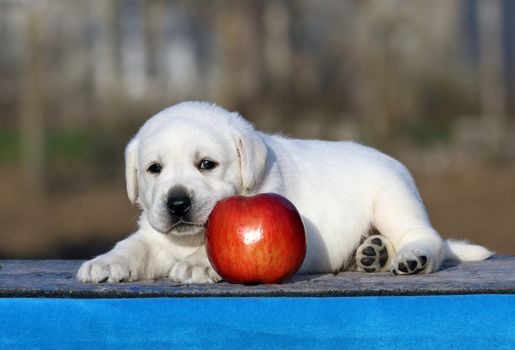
<box><xmin>77</xmin><ymin>101</ymin><xmax>492</xmax><ymax>283</ymax></box>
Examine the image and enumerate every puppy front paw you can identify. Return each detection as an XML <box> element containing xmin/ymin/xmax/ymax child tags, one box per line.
<box><xmin>77</xmin><ymin>255</ymin><xmax>135</xmax><ymax>283</ymax></box>
<box><xmin>169</xmin><ymin>259</ymin><xmax>221</xmax><ymax>283</ymax></box>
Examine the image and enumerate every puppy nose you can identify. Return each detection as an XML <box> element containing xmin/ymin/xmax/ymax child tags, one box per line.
<box><xmin>166</xmin><ymin>190</ymin><xmax>191</xmax><ymax>217</ymax></box>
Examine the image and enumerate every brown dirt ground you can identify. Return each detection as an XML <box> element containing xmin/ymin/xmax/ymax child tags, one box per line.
<box><xmin>0</xmin><ymin>163</ymin><xmax>514</xmax><ymax>259</ymax></box>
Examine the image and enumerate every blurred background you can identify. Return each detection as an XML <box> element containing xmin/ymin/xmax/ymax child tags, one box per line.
<box><xmin>0</xmin><ymin>0</ymin><xmax>514</xmax><ymax>259</ymax></box>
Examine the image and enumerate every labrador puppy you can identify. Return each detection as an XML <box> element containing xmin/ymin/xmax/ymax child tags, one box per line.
<box><xmin>77</xmin><ymin>101</ymin><xmax>492</xmax><ymax>283</ymax></box>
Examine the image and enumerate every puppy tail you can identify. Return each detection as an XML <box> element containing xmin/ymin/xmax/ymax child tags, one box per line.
<box><xmin>444</xmin><ymin>240</ymin><xmax>494</xmax><ymax>262</ymax></box>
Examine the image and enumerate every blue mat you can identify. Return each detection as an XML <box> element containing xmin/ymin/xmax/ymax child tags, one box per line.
<box><xmin>1</xmin><ymin>295</ymin><xmax>514</xmax><ymax>349</ymax></box>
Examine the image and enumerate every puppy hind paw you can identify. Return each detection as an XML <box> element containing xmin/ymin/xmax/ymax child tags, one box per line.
<box><xmin>356</xmin><ymin>235</ymin><xmax>393</xmax><ymax>273</ymax></box>
<box><xmin>391</xmin><ymin>250</ymin><xmax>429</xmax><ymax>275</ymax></box>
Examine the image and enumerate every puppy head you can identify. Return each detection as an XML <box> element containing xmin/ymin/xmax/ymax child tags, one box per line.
<box><xmin>125</xmin><ymin>101</ymin><xmax>267</xmax><ymax>236</ymax></box>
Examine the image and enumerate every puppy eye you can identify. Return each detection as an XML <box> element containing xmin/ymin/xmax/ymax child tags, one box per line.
<box><xmin>147</xmin><ymin>163</ymin><xmax>162</xmax><ymax>174</ymax></box>
<box><xmin>198</xmin><ymin>159</ymin><xmax>217</xmax><ymax>171</ymax></box>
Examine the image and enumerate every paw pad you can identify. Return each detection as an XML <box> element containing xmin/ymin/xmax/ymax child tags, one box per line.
<box><xmin>392</xmin><ymin>254</ymin><xmax>428</xmax><ymax>275</ymax></box>
<box><xmin>356</xmin><ymin>235</ymin><xmax>391</xmax><ymax>273</ymax></box>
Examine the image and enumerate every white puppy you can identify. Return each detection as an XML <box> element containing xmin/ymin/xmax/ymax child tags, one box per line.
<box><xmin>77</xmin><ymin>101</ymin><xmax>492</xmax><ymax>283</ymax></box>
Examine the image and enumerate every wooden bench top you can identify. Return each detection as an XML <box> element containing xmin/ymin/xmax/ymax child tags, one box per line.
<box><xmin>1</xmin><ymin>256</ymin><xmax>514</xmax><ymax>298</ymax></box>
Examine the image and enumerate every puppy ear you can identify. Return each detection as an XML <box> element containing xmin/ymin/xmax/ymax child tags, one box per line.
<box><xmin>125</xmin><ymin>137</ymin><xmax>139</xmax><ymax>204</ymax></box>
<box><xmin>233</xmin><ymin>120</ymin><xmax>268</xmax><ymax>194</ymax></box>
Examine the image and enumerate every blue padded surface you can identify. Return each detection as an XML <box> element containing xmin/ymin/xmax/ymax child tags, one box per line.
<box><xmin>1</xmin><ymin>295</ymin><xmax>514</xmax><ymax>349</ymax></box>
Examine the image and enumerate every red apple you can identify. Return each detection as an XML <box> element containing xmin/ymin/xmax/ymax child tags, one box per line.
<box><xmin>205</xmin><ymin>193</ymin><xmax>307</xmax><ymax>284</ymax></box>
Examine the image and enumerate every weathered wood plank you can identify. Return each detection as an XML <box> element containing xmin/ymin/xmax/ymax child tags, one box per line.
<box><xmin>0</xmin><ymin>257</ymin><xmax>514</xmax><ymax>298</ymax></box>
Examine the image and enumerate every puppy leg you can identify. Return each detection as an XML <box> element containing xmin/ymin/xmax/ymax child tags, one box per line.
<box><xmin>381</xmin><ymin>224</ymin><xmax>444</xmax><ymax>275</ymax></box>
<box><xmin>77</xmin><ymin>232</ymin><xmax>174</xmax><ymax>283</ymax></box>
<box><xmin>356</xmin><ymin>235</ymin><xmax>395</xmax><ymax>273</ymax></box>
<box><xmin>169</xmin><ymin>247</ymin><xmax>221</xmax><ymax>283</ymax></box>
<box><xmin>373</xmin><ymin>169</ymin><xmax>445</xmax><ymax>275</ymax></box>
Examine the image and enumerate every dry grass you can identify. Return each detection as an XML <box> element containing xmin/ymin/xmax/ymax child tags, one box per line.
<box><xmin>416</xmin><ymin>164</ymin><xmax>515</xmax><ymax>256</ymax></box>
